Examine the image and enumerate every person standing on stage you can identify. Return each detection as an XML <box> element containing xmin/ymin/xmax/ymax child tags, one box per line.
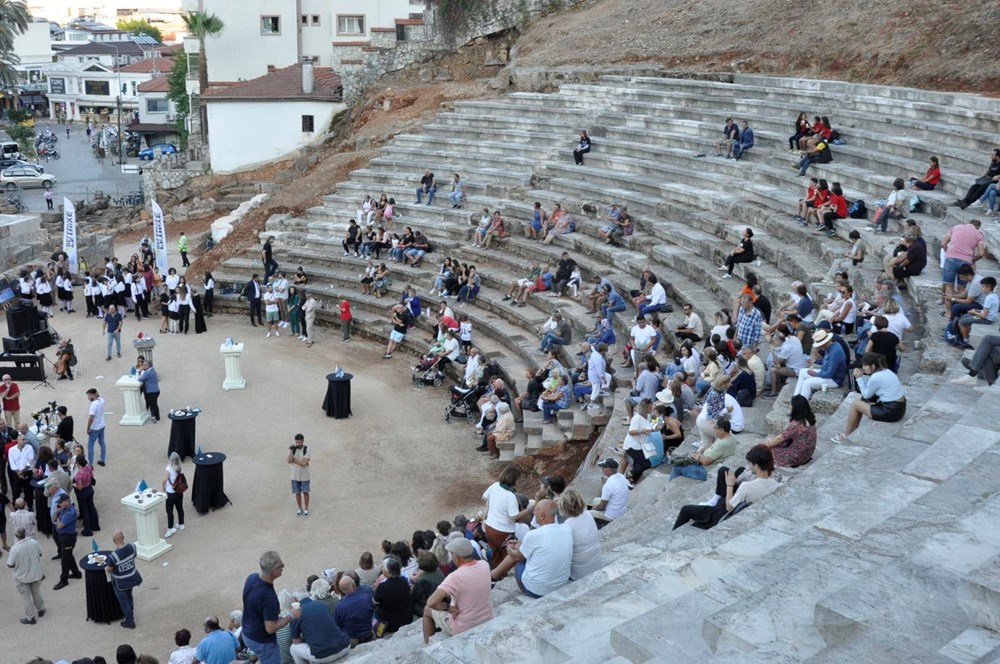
<box><xmin>288</xmin><ymin>434</ymin><xmax>311</xmax><ymax>517</ymax></box>
<box><xmin>106</xmin><ymin>529</ymin><xmax>143</xmax><ymax>629</ymax></box>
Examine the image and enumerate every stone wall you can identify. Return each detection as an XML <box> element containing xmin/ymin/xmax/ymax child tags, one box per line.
<box><xmin>337</xmin><ymin>0</ymin><xmax>585</xmax><ymax>102</ymax></box>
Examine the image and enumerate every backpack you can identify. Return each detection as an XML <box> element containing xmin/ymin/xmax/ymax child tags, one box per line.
<box><xmin>847</xmin><ymin>199</ymin><xmax>868</xmax><ymax>219</ymax></box>
<box><xmin>172</xmin><ymin>471</ymin><xmax>188</xmax><ymax>494</ymax></box>
<box><xmin>908</xmin><ymin>195</ymin><xmax>924</xmax><ymax>214</ymax></box>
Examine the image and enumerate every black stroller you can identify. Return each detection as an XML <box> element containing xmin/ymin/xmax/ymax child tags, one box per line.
<box><xmin>412</xmin><ymin>353</ymin><xmax>448</xmax><ymax>387</ymax></box>
<box><xmin>445</xmin><ymin>361</ymin><xmax>500</xmax><ymax>423</ymax></box>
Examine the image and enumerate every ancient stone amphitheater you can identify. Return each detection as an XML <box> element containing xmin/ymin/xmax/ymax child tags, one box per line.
<box><xmin>213</xmin><ymin>74</ymin><xmax>1000</xmax><ymax>662</ymax></box>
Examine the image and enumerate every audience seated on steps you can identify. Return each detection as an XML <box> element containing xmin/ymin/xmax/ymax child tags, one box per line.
<box><xmin>793</xmin><ymin>329</ymin><xmax>847</xmax><ymax>400</ymax></box>
<box><xmin>558</xmin><ymin>489</ymin><xmax>603</xmax><ymax>580</ymax></box>
<box><xmin>952</xmin><ymin>335</ymin><xmax>1000</xmax><ymax>388</ymax></box>
<box><xmin>447</xmin><ymin>173</ymin><xmax>465</xmax><ymax>208</ymax></box>
<box><xmin>948</xmin><ymin>276</ymin><xmax>998</xmax><ymax>351</ymax></box>
<box><xmin>759</xmin><ymin>395</ymin><xmax>817</xmax><ymax>468</ymax></box>
<box><xmin>572</xmin><ymin>130</ymin><xmax>591</xmax><ymax>165</ymax></box>
<box><xmin>670</xmin><ymin>415</ymin><xmax>738</xmax><ymax>483</ymax></box>
<box><xmin>720</xmin><ymin>228</ymin><xmax>756</xmax><ymax>278</ymax></box>
<box><xmin>831</xmin><ymin>352</ymin><xmax>907</xmax><ymax>444</ymax></box>
<box><xmin>868</xmin><ymin>178</ymin><xmax>906</xmax><ymax>234</ymax></box>
<box><xmin>589</xmin><ymin>458</ymin><xmax>630</xmax><ymax>529</ymax></box>
<box><xmin>941</xmin><ymin>219</ymin><xmax>988</xmax><ymax>309</ymax></box>
<box><xmin>415</xmin><ymin>169</ymin><xmax>437</xmax><ymax>205</ymax></box>
<box><xmin>672</xmin><ymin>444</ymin><xmax>779</xmax><ymax>530</ymax></box>
<box><xmin>909</xmin><ymin>156</ymin><xmax>941</xmax><ymax>191</ymax></box>
<box><xmin>598</xmin><ymin>204</ymin><xmax>633</xmax><ymax>244</ymax></box>
<box><xmin>731</xmin><ymin>120</ymin><xmax>755</xmax><ymax>161</ymax></box>
<box><xmin>526</xmin><ymin>201</ymin><xmax>548</xmax><ymax>240</ymax></box>
<box><xmin>715</xmin><ymin>117</ymin><xmax>740</xmax><ymax>158</ymax></box>
<box><xmin>489</xmin><ymin>499</ymin><xmax>573</xmax><ymax>598</ymax></box>
<box><xmin>953</xmin><ymin>148</ymin><xmax>1000</xmax><ymax>209</ymax></box>
<box><xmin>763</xmin><ymin>328</ymin><xmax>807</xmax><ymax>398</ymax></box>
<box><xmin>421</xmin><ymin>536</ymin><xmax>494</xmax><ymax>644</ymax></box>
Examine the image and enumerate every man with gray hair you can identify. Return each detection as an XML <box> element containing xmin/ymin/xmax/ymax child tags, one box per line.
<box><xmin>8</xmin><ymin>497</ymin><xmax>37</xmax><ymax>540</ymax></box>
<box><xmin>489</xmin><ymin>499</ymin><xmax>572</xmax><ymax>598</ymax></box>
<box><xmin>735</xmin><ymin>294</ymin><xmax>763</xmax><ymax>351</ymax></box>
<box><xmin>242</xmin><ymin>551</ymin><xmax>292</xmax><ymax>664</ymax></box>
<box><xmin>7</xmin><ymin>525</ymin><xmax>45</xmax><ymax>624</ymax></box>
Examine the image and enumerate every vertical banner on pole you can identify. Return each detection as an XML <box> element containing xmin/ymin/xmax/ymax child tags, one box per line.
<box><xmin>152</xmin><ymin>199</ymin><xmax>168</xmax><ymax>275</ymax></box>
<box><xmin>62</xmin><ymin>197</ymin><xmax>78</xmax><ymax>274</ymax></box>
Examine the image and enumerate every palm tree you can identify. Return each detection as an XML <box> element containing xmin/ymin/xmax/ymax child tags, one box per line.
<box><xmin>0</xmin><ymin>0</ymin><xmax>31</xmax><ymax>88</ymax></box>
<box><xmin>181</xmin><ymin>10</ymin><xmax>224</xmax><ymax>93</ymax></box>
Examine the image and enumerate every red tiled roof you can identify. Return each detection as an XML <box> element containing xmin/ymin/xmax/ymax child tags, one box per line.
<box><xmin>395</xmin><ymin>18</ymin><xmax>424</xmax><ymax>25</ymax></box>
<box><xmin>202</xmin><ymin>63</ymin><xmax>342</xmax><ymax>103</ymax></box>
<box><xmin>137</xmin><ymin>77</ymin><xmax>170</xmax><ymax>93</ymax></box>
<box><xmin>119</xmin><ymin>57</ymin><xmax>174</xmax><ymax>74</ymax></box>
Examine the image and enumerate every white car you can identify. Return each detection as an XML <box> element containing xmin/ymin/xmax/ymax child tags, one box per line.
<box><xmin>0</xmin><ymin>166</ymin><xmax>56</xmax><ymax>190</ymax></box>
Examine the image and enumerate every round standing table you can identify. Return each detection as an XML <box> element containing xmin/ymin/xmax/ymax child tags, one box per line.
<box><xmin>167</xmin><ymin>409</ymin><xmax>200</xmax><ymax>460</ymax></box>
<box><xmin>192</xmin><ymin>452</ymin><xmax>232</xmax><ymax>514</ymax></box>
<box><xmin>322</xmin><ymin>372</ymin><xmax>354</xmax><ymax>419</ymax></box>
<box><xmin>79</xmin><ymin>551</ymin><xmax>124</xmax><ymax>624</ymax></box>
<box><xmin>31</xmin><ymin>478</ymin><xmax>52</xmax><ymax>536</ymax></box>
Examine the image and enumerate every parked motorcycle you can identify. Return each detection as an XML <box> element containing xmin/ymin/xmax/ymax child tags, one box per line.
<box><xmin>38</xmin><ymin>146</ymin><xmax>60</xmax><ymax>160</ymax></box>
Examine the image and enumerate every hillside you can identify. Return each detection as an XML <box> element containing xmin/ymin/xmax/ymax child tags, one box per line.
<box><xmin>514</xmin><ymin>0</ymin><xmax>1000</xmax><ymax>95</ymax></box>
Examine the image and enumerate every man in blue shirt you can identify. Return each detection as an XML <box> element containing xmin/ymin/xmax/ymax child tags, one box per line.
<box><xmin>195</xmin><ymin>616</ymin><xmax>239</xmax><ymax>664</ymax></box>
<box><xmin>102</xmin><ymin>304</ymin><xmax>124</xmax><ymax>361</ymax></box>
<box><xmin>290</xmin><ymin>596</ymin><xmax>350</xmax><ymax>663</ymax></box>
<box><xmin>600</xmin><ymin>285</ymin><xmax>627</xmax><ymax>322</ymax></box>
<box><xmin>52</xmin><ymin>494</ymin><xmax>81</xmax><ymax>590</ymax></box>
<box><xmin>792</xmin><ymin>329</ymin><xmax>846</xmax><ymax>399</ymax></box>
<box><xmin>334</xmin><ymin>576</ymin><xmax>375</xmax><ymax>646</ymax></box>
<box><xmin>735</xmin><ymin>295</ymin><xmax>763</xmax><ymax>351</ymax></box>
<box><xmin>732</xmin><ymin>120</ymin><xmax>755</xmax><ymax>160</ymax></box>
<box><xmin>242</xmin><ymin>551</ymin><xmax>293</xmax><ymax>664</ymax></box>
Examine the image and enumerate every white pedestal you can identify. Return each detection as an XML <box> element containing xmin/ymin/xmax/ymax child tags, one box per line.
<box><xmin>220</xmin><ymin>343</ymin><xmax>246</xmax><ymax>391</ymax></box>
<box><xmin>120</xmin><ymin>490</ymin><xmax>171</xmax><ymax>561</ymax></box>
<box><xmin>116</xmin><ymin>375</ymin><xmax>149</xmax><ymax>426</ymax></box>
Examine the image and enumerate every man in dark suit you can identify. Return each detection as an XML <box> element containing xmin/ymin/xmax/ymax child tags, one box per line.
<box><xmin>246</xmin><ymin>274</ymin><xmax>263</xmax><ymax>327</ymax></box>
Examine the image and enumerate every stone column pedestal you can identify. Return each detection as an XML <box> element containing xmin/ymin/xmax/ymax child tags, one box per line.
<box><xmin>120</xmin><ymin>490</ymin><xmax>171</xmax><ymax>561</ymax></box>
<box><xmin>133</xmin><ymin>339</ymin><xmax>156</xmax><ymax>367</ymax></box>
<box><xmin>221</xmin><ymin>343</ymin><xmax>246</xmax><ymax>391</ymax></box>
<box><xmin>116</xmin><ymin>375</ymin><xmax>149</xmax><ymax>426</ymax></box>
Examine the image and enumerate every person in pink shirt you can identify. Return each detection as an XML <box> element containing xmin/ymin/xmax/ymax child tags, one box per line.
<box><xmin>941</xmin><ymin>220</ymin><xmax>987</xmax><ymax>309</ymax></box>
<box><xmin>422</xmin><ymin>537</ymin><xmax>494</xmax><ymax>643</ymax></box>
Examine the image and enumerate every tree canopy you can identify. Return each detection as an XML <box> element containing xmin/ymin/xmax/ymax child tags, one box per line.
<box><xmin>116</xmin><ymin>17</ymin><xmax>163</xmax><ymax>43</ymax></box>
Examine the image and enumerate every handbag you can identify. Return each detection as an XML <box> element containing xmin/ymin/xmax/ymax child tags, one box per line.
<box><xmin>976</xmin><ymin>176</ymin><xmax>993</xmax><ymax>186</ymax></box>
<box><xmin>669</xmin><ymin>454</ymin><xmax>699</xmax><ymax>467</ymax></box>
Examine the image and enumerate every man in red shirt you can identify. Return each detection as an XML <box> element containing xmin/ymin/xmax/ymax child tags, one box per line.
<box><xmin>1</xmin><ymin>375</ymin><xmax>20</xmax><ymax>426</ymax></box>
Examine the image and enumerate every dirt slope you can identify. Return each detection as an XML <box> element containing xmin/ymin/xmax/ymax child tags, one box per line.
<box><xmin>515</xmin><ymin>0</ymin><xmax>1000</xmax><ymax>95</ymax></box>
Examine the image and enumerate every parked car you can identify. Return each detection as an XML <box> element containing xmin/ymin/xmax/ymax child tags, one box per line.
<box><xmin>0</xmin><ymin>166</ymin><xmax>56</xmax><ymax>190</ymax></box>
<box><xmin>0</xmin><ymin>159</ymin><xmax>42</xmax><ymax>173</ymax></box>
<box><xmin>138</xmin><ymin>143</ymin><xmax>177</xmax><ymax>160</ymax></box>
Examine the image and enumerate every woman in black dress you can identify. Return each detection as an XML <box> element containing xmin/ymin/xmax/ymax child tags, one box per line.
<box><xmin>721</xmin><ymin>227</ymin><xmax>756</xmax><ymax>278</ymax></box>
<box><xmin>192</xmin><ymin>289</ymin><xmax>208</xmax><ymax>334</ymax></box>
<box><xmin>203</xmin><ymin>272</ymin><xmax>215</xmax><ymax>315</ymax></box>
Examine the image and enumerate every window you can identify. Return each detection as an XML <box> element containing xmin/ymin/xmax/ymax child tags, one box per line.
<box><xmin>300</xmin><ymin>14</ymin><xmax>308</xmax><ymax>26</ymax></box>
<box><xmin>84</xmin><ymin>80</ymin><xmax>110</xmax><ymax>96</ymax></box>
<box><xmin>336</xmin><ymin>15</ymin><xmax>365</xmax><ymax>35</ymax></box>
<box><xmin>302</xmin><ymin>115</ymin><xmax>314</xmax><ymax>132</ymax></box>
<box><xmin>311</xmin><ymin>15</ymin><xmax>320</xmax><ymax>25</ymax></box>
<box><xmin>146</xmin><ymin>98</ymin><xmax>169</xmax><ymax>113</ymax></box>
<box><xmin>261</xmin><ymin>16</ymin><xmax>280</xmax><ymax>35</ymax></box>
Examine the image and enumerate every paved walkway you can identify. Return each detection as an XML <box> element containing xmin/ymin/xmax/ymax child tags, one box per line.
<box><xmin>0</xmin><ymin>310</ymin><xmax>483</xmax><ymax>662</ymax></box>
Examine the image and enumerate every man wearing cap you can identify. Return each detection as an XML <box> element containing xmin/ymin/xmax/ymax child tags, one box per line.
<box><xmin>7</xmin><ymin>525</ymin><xmax>45</xmax><ymax>624</ymax></box>
<box><xmin>490</xmin><ymin>499</ymin><xmax>572</xmax><ymax>598</ymax></box>
<box><xmin>590</xmin><ymin>459</ymin><xmax>630</xmax><ymax>528</ymax></box>
<box><xmin>629</xmin><ymin>315</ymin><xmax>656</xmax><ymax>375</ymax></box>
<box><xmin>195</xmin><ymin>616</ymin><xmax>240</xmax><ymax>664</ymax></box>
<box><xmin>52</xmin><ymin>494</ymin><xmax>81</xmax><ymax>590</ymax></box>
<box><xmin>793</xmin><ymin>329</ymin><xmax>847</xmax><ymax>399</ymax></box>
<box><xmin>422</xmin><ymin>537</ymin><xmax>494</xmax><ymax>643</ymax></box>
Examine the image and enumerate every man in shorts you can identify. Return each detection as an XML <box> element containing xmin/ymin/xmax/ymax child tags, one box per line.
<box><xmin>422</xmin><ymin>536</ymin><xmax>493</xmax><ymax>643</ymax></box>
<box><xmin>263</xmin><ymin>284</ymin><xmax>280</xmax><ymax>338</ymax></box>
<box><xmin>383</xmin><ymin>305</ymin><xmax>409</xmax><ymax>359</ymax></box>
<box><xmin>287</xmin><ymin>434</ymin><xmax>310</xmax><ymax>517</ymax></box>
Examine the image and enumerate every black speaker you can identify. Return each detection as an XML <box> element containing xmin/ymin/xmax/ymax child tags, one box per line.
<box><xmin>29</xmin><ymin>329</ymin><xmax>54</xmax><ymax>351</ymax></box>
<box><xmin>2</xmin><ymin>336</ymin><xmax>24</xmax><ymax>353</ymax></box>
<box><xmin>6</xmin><ymin>306</ymin><xmax>41</xmax><ymax>338</ymax></box>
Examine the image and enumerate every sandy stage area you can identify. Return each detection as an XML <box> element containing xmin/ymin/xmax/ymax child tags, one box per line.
<box><xmin>1</xmin><ymin>308</ymin><xmax>488</xmax><ymax>663</ymax></box>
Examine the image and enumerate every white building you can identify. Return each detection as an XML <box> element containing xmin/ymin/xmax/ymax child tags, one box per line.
<box><xmin>6</xmin><ymin>18</ymin><xmax>55</xmax><ymax>112</ymax></box>
<box><xmin>181</xmin><ymin>0</ymin><xmax>422</xmax><ymax>85</ymax></box>
<box><xmin>134</xmin><ymin>75</ymin><xmax>180</xmax><ymax>146</ymax></box>
<box><xmin>45</xmin><ymin>56</ymin><xmax>173</xmax><ymax>123</ymax></box>
<box><xmin>201</xmin><ymin>62</ymin><xmax>344</xmax><ymax>173</ymax></box>
<box><xmin>29</xmin><ymin>1</ymin><xmax>183</xmax><ymax>27</ymax></box>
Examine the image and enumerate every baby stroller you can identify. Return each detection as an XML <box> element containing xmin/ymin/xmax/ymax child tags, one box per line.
<box><xmin>412</xmin><ymin>353</ymin><xmax>448</xmax><ymax>387</ymax></box>
<box><xmin>445</xmin><ymin>360</ymin><xmax>500</xmax><ymax>423</ymax></box>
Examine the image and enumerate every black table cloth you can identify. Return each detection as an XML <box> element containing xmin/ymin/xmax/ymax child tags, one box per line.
<box><xmin>31</xmin><ymin>478</ymin><xmax>52</xmax><ymax>536</ymax></box>
<box><xmin>322</xmin><ymin>372</ymin><xmax>354</xmax><ymax>419</ymax></box>
<box><xmin>192</xmin><ymin>452</ymin><xmax>231</xmax><ymax>514</ymax></box>
<box><xmin>80</xmin><ymin>550</ymin><xmax>124</xmax><ymax>624</ymax></box>
<box><xmin>167</xmin><ymin>410</ymin><xmax>198</xmax><ymax>460</ymax></box>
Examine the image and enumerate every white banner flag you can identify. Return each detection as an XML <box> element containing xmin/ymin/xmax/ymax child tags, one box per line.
<box><xmin>152</xmin><ymin>199</ymin><xmax>169</xmax><ymax>275</ymax></box>
<box><xmin>62</xmin><ymin>197</ymin><xmax>78</xmax><ymax>274</ymax></box>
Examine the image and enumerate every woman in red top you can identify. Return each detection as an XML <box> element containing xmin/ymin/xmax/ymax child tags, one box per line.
<box><xmin>819</xmin><ymin>183</ymin><xmax>849</xmax><ymax>237</ymax></box>
<box><xmin>804</xmin><ymin>179</ymin><xmax>830</xmax><ymax>227</ymax></box>
<box><xmin>799</xmin><ymin>116</ymin><xmax>825</xmax><ymax>150</ymax></box>
<box><xmin>795</xmin><ymin>177</ymin><xmax>819</xmax><ymax>222</ymax></box>
<box><xmin>910</xmin><ymin>156</ymin><xmax>941</xmax><ymax>190</ymax></box>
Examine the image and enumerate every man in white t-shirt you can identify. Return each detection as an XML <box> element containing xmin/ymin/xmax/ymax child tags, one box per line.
<box><xmin>629</xmin><ymin>316</ymin><xmax>657</xmax><ymax>376</ymax></box>
<box><xmin>590</xmin><ymin>459</ymin><xmax>629</xmax><ymax>528</ymax></box>
<box><xmin>675</xmin><ymin>304</ymin><xmax>704</xmax><ymax>344</ymax></box>
<box><xmin>272</xmin><ymin>271</ymin><xmax>290</xmax><ymax>328</ymax></box>
<box><xmin>490</xmin><ymin>499</ymin><xmax>571</xmax><ymax>598</ymax></box>
<box><xmin>723</xmin><ymin>393</ymin><xmax>744</xmax><ymax>433</ymax></box>
<box><xmin>86</xmin><ymin>388</ymin><xmax>107</xmax><ymax>466</ymax></box>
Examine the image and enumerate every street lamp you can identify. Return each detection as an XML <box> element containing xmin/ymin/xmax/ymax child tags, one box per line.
<box><xmin>110</xmin><ymin>43</ymin><xmax>126</xmax><ymax>164</ymax></box>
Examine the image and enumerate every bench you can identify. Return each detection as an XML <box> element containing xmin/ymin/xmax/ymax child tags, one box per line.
<box><xmin>120</xmin><ymin>164</ymin><xmax>143</xmax><ymax>175</ymax></box>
